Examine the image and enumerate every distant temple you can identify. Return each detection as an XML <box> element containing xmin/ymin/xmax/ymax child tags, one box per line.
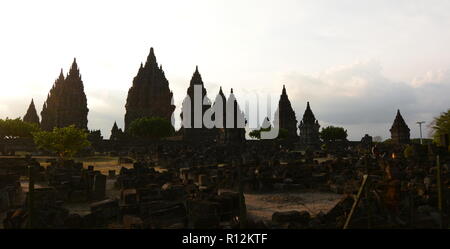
<box><xmin>23</xmin><ymin>99</ymin><xmax>40</xmax><ymax>125</ymax></box>
<box><xmin>224</xmin><ymin>89</ymin><xmax>246</xmax><ymax>143</ymax></box>
<box><xmin>273</xmin><ymin>85</ymin><xmax>298</xmax><ymax>138</ymax></box>
<box><xmin>180</xmin><ymin>66</ymin><xmax>215</xmax><ymax>142</ymax></box>
<box><xmin>212</xmin><ymin>87</ymin><xmax>227</xmax><ymax>141</ymax></box>
<box><xmin>298</xmin><ymin>102</ymin><xmax>320</xmax><ymax>147</ymax></box>
<box><xmin>110</xmin><ymin>121</ymin><xmax>124</xmax><ymax>141</ymax></box>
<box><xmin>124</xmin><ymin>48</ymin><xmax>175</xmax><ymax>131</ymax></box>
<box><xmin>40</xmin><ymin>59</ymin><xmax>89</xmax><ymax>131</ymax></box>
<box><xmin>390</xmin><ymin>109</ymin><xmax>410</xmax><ymax>144</ymax></box>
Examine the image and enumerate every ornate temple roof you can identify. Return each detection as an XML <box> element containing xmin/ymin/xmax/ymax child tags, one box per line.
<box><xmin>390</xmin><ymin>109</ymin><xmax>410</xmax><ymax>131</ymax></box>
<box><xmin>23</xmin><ymin>99</ymin><xmax>40</xmax><ymax>124</ymax></box>
<box><xmin>302</xmin><ymin>102</ymin><xmax>317</xmax><ymax>124</ymax></box>
<box><xmin>125</xmin><ymin>47</ymin><xmax>175</xmax><ymax>130</ymax></box>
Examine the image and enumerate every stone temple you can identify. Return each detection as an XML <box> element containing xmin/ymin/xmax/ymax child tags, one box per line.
<box><xmin>298</xmin><ymin>102</ymin><xmax>320</xmax><ymax>147</ymax></box>
<box><xmin>23</xmin><ymin>99</ymin><xmax>40</xmax><ymax>125</ymax></box>
<box><xmin>390</xmin><ymin>109</ymin><xmax>410</xmax><ymax>144</ymax></box>
<box><xmin>110</xmin><ymin>121</ymin><xmax>124</xmax><ymax>141</ymax></box>
<box><xmin>124</xmin><ymin>48</ymin><xmax>175</xmax><ymax>131</ymax></box>
<box><xmin>224</xmin><ymin>89</ymin><xmax>246</xmax><ymax>143</ymax></box>
<box><xmin>211</xmin><ymin>87</ymin><xmax>246</xmax><ymax>143</ymax></box>
<box><xmin>273</xmin><ymin>85</ymin><xmax>298</xmax><ymax>138</ymax></box>
<box><xmin>212</xmin><ymin>87</ymin><xmax>227</xmax><ymax>141</ymax></box>
<box><xmin>40</xmin><ymin>59</ymin><xmax>89</xmax><ymax>131</ymax></box>
<box><xmin>180</xmin><ymin>66</ymin><xmax>215</xmax><ymax>141</ymax></box>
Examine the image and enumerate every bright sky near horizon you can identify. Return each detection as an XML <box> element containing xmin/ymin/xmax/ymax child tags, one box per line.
<box><xmin>1</xmin><ymin>0</ymin><xmax>449</xmax><ymax>140</ymax></box>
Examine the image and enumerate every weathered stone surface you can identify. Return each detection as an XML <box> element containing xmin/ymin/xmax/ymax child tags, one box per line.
<box><xmin>390</xmin><ymin>109</ymin><xmax>410</xmax><ymax>144</ymax></box>
<box><xmin>124</xmin><ymin>48</ymin><xmax>175</xmax><ymax>131</ymax></box>
<box><xmin>298</xmin><ymin>102</ymin><xmax>320</xmax><ymax>146</ymax></box>
<box><xmin>40</xmin><ymin>59</ymin><xmax>89</xmax><ymax>131</ymax></box>
<box><xmin>23</xmin><ymin>99</ymin><xmax>40</xmax><ymax>124</ymax></box>
<box><xmin>274</xmin><ymin>85</ymin><xmax>298</xmax><ymax>138</ymax></box>
<box><xmin>93</xmin><ymin>174</ymin><xmax>107</xmax><ymax>200</ymax></box>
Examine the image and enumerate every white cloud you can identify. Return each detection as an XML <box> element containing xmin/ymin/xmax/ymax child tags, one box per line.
<box><xmin>411</xmin><ymin>69</ymin><xmax>450</xmax><ymax>87</ymax></box>
<box><xmin>281</xmin><ymin>60</ymin><xmax>450</xmax><ymax>140</ymax></box>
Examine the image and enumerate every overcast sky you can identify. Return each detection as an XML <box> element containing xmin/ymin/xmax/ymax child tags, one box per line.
<box><xmin>1</xmin><ymin>0</ymin><xmax>449</xmax><ymax>140</ymax></box>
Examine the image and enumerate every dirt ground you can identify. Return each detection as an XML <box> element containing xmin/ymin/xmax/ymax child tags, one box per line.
<box><xmin>245</xmin><ymin>191</ymin><xmax>343</xmax><ymax>222</ymax></box>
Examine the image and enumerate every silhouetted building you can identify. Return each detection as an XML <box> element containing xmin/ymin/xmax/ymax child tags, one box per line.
<box><xmin>180</xmin><ymin>66</ymin><xmax>215</xmax><ymax>142</ymax></box>
<box><xmin>88</xmin><ymin>130</ymin><xmax>103</xmax><ymax>143</ymax></box>
<box><xmin>390</xmin><ymin>109</ymin><xmax>410</xmax><ymax>144</ymax></box>
<box><xmin>40</xmin><ymin>59</ymin><xmax>89</xmax><ymax>131</ymax></box>
<box><xmin>274</xmin><ymin>85</ymin><xmax>298</xmax><ymax>138</ymax></box>
<box><xmin>124</xmin><ymin>47</ymin><xmax>175</xmax><ymax>131</ymax></box>
<box><xmin>360</xmin><ymin>134</ymin><xmax>373</xmax><ymax>149</ymax></box>
<box><xmin>224</xmin><ymin>89</ymin><xmax>246</xmax><ymax>143</ymax></box>
<box><xmin>23</xmin><ymin>99</ymin><xmax>40</xmax><ymax>125</ymax></box>
<box><xmin>212</xmin><ymin>87</ymin><xmax>227</xmax><ymax>142</ymax></box>
<box><xmin>298</xmin><ymin>102</ymin><xmax>320</xmax><ymax>147</ymax></box>
<box><xmin>110</xmin><ymin>121</ymin><xmax>124</xmax><ymax>141</ymax></box>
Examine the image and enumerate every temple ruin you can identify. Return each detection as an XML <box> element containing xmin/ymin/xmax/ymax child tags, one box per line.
<box><xmin>40</xmin><ymin>59</ymin><xmax>89</xmax><ymax>131</ymax></box>
<box><xmin>124</xmin><ymin>48</ymin><xmax>175</xmax><ymax>131</ymax></box>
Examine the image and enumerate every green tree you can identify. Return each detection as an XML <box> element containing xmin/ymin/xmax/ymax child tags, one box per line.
<box><xmin>127</xmin><ymin>117</ymin><xmax>175</xmax><ymax>140</ymax></box>
<box><xmin>430</xmin><ymin>109</ymin><xmax>450</xmax><ymax>144</ymax></box>
<box><xmin>0</xmin><ymin>118</ymin><xmax>40</xmax><ymax>139</ymax></box>
<box><xmin>320</xmin><ymin>126</ymin><xmax>348</xmax><ymax>142</ymax></box>
<box><xmin>248</xmin><ymin>127</ymin><xmax>288</xmax><ymax>139</ymax></box>
<box><xmin>383</xmin><ymin>138</ymin><xmax>393</xmax><ymax>144</ymax></box>
<box><xmin>32</xmin><ymin>125</ymin><xmax>91</xmax><ymax>159</ymax></box>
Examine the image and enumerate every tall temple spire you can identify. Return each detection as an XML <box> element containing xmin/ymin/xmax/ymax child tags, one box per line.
<box><xmin>59</xmin><ymin>68</ymin><xmax>64</xmax><ymax>80</ymax></box>
<box><xmin>67</xmin><ymin>57</ymin><xmax>81</xmax><ymax>81</ymax></box>
<box><xmin>190</xmin><ymin>65</ymin><xmax>203</xmax><ymax>86</ymax></box>
<box><xmin>23</xmin><ymin>98</ymin><xmax>40</xmax><ymax>125</ymax></box>
<box><xmin>225</xmin><ymin>88</ymin><xmax>246</xmax><ymax>143</ymax></box>
<box><xmin>299</xmin><ymin>101</ymin><xmax>320</xmax><ymax>147</ymax></box>
<box><xmin>274</xmin><ymin>84</ymin><xmax>297</xmax><ymax>138</ymax></box>
<box><xmin>390</xmin><ymin>109</ymin><xmax>410</xmax><ymax>144</ymax></box>
<box><xmin>145</xmin><ymin>47</ymin><xmax>158</xmax><ymax>69</ymax></box>
<box><xmin>110</xmin><ymin>121</ymin><xmax>124</xmax><ymax>141</ymax></box>
<box><xmin>125</xmin><ymin>47</ymin><xmax>175</xmax><ymax>130</ymax></box>
<box><xmin>181</xmin><ymin>66</ymin><xmax>215</xmax><ymax>142</ymax></box>
<box><xmin>212</xmin><ymin>86</ymin><xmax>227</xmax><ymax>130</ymax></box>
<box><xmin>70</xmin><ymin>58</ymin><xmax>78</xmax><ymax>72</ymax></box>
<box><xmin>303</xmin><ymin>101</ymin><xmax>316</xmax><ymax>122</ymax></box>
<box><xmin>55</xmin><ymin>69</ymin><xmax>65</xmax><ymax>84</ymax></box>
<box><xmin>392</xmin><ymin>109</ymin><xmax>409</xmax><ymax>128</ymax></box>
<box><xmin>216</xmin><ymin>86</ymin><xmax>226</xmax><ymax>102</ymax></box>
<box><xmin>41</xmin><ymin>59</ymin><xmax>89</xmax><ymax>130</ymax></box>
